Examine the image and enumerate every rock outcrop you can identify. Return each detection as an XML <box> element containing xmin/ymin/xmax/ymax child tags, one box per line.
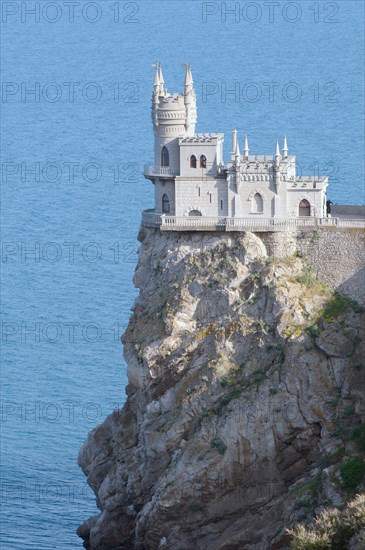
<box><xmin>78</xmin><ymin>228</ymin><xmax>365</xmax><ymax>549</ymax></box>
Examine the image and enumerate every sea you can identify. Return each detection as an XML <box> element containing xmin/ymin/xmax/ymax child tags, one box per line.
<box><xmin>1</xmin><ymin>1</ymin><xmax>364</xmax><ymax>547</ymax></box>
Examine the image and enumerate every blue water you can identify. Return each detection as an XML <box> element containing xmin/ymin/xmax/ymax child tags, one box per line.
<box><xmin>1</xmin><ymin>1</ymin><xmax>364</xmax><ymax>547</ymax></box>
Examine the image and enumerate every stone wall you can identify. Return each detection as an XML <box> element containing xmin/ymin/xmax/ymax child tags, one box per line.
<box><xmin>259</xmin><ymin>228</ymin><xmax>365</xmax><ymax>305</ymax></box>
<box><xmin>174</xmin><ymin>177</ymin><xmax>229</xmax><ymax>217</ymax></box>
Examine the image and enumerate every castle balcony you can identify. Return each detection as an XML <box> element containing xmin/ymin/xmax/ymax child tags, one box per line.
<box><xmin>141</xmin><ymin>210</ymin><xmax>365</xmax><ymax>232</ymax></box>
<box><xmin>143</xmin><ymin>165</ymin><xmax>178</xmax><ymax>178</ymax></box>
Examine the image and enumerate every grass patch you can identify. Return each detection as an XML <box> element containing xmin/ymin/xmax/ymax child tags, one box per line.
<box><xmin>319</xmin><ymin>447</ymin><xmax>345</xmax><ymax>468</ymax></box>
<box><xmin>291</xmin><ymin>477</ymin><xmax>322</xmax><ymax>499</ymax></box>
<box><xmin>288</xmin><ymin>493</ymin><xmax>365</xmax><ymax>550</ymax></box>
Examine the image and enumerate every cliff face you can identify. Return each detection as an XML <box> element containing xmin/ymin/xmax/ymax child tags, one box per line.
<box><xmin>78</xmin><ymin>228</ymin><xmax>365</xmax><ymax>550</ymax></box>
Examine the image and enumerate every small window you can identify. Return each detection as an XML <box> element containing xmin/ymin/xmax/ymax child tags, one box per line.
<box><xmin>161</xmin><ymin>146</ymin><xmax>169</xmax><ymax>167</ymax></box>
<box><xmin>209</xmin><ymin>193</ymin><xmax>212</xmax><ymax>203</ymax></box>
<box><xmin>190</xmin><ymin>155</ymin><xmax>197</xmax><ymax>168</ymax></box>
<box><xmin>299</xmin><ymin>199</ymin><xmax>310</xmax><ymax>216</ymax></box>
<box><xmin>253</xmin><ymin>193</ymin><xmax>263</xmax><ymax>213</ymax></box>
<box><xmin>200</xmin><ymin>155</ymin><xmax>207</xmax><ymax>168</ymax></box>
<box><xmin>198</xmin><ymin>186</ymin><xmax>201</xmax><ymax>197</ymax></box>
<box><xmin>220</xmin><ymin>199</ymin><xmax>223</xmax><ymax>210</ymax></box>
<box><xmin>162</xmin><ymin>193</ymin><xmax>170</xmax><ymax>213</ymax></box>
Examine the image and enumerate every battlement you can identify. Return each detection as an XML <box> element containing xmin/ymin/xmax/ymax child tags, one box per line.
<box><xmin>242</xmin><ymin>154</ymin><xmax>295</xmax><ymax>162</ymax></box>
<box><xmin>180</xmin><ymin>133</ymin><xmax>224</xmax><ymax>143</ymax></box>
<box><xmin>158</xmin><ymin>94</ymin><xmax>185</xmax><ymax>108</ymax></box>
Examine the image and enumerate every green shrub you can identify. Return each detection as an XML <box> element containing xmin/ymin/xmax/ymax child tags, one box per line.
<box><xmin>340</xmin><ymin>458</ymin><xmax>365</xmax><ymax>491</ymax></box>
<box><xmin>306</xmin><ymin>324</ymin><xmax>320</xmax><ymax>337</ymax></box>
<box><xmin>351</xmin><ymin>424</ymin><xmax>365</xmax><ymax>452</ymax></box>
<box><xmin>352</xmin><ymin>335</ymin><xmax>362</xmax><ymax>349</ymax></box>
<box><xmin>296</xmin><ymin>267</ymin><xmax>317</xmax><ymax>288</ymax></box>
<box><xmin>322</xmin><ymin>293</ymin><xmax>352</xmax><ymax>322</ymax></box>
<box><xmin>350</xmin><ymin>300</ymin><xmax>365</xmax><ymax>313</ymax></box>
<box><xmin>190</xmin><ymin>502</ymin><xmax>204</xmax><ymax>512</ymax></box>
<box><xmin>253</xmin><ymin>369</ymin><xmax>266</xmax><ymax>384</ymax></box>
<box><xmin>343</xmin><ymin>403</ymin><xmax>355</xmax><ymax>417</ymax></box>
<box><xmin>210</xmin><ymin>437</ymin><xmax>227</xmax><ymax>455</ymax></box>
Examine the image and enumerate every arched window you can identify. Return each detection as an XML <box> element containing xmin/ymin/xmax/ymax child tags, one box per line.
<box><xmin>190</xmin><ymin>155</ymin><xmax>197</xmax><ymax>168</ymax></box>
<box><xmin>299</xmin><ymin>199</ymin><xmax>310</xmax><ymax>217</ymax></box>
<box><xmin>162</xmin><ymin>193</ymin><xmax>170</xmax><ymax>213</ymax></box>
<box><xmin>188</xmin><ymin>210</ymin><xmax>202</xmax><ymax>216</ymax></box>
<box><xmin>161</xmin><ymin>146</ymin><xmax>169</xmax><ymax>167</ymax></box>
<box><xmin>253</xmin><ymin>193</ymin><xmax>264</xmax><ymax>213</ymax></box>
<box><xmin>200</xmin><ymin>155</ymin><xmax>207</xmax><ymax>168</ymax></box>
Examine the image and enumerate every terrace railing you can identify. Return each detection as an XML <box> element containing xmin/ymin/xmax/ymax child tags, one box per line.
<box><xmin>141</xmin><ymin>210</ymin><xmax>365</xmax><ymax>231</ymax></box>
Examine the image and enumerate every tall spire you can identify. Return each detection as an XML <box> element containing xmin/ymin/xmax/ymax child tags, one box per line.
<box><xmin>231</xmin><ymin>129</ymin><xmax>237</xmax><ymax>160</ymax></box>
<box><xmin>184</xmin><ymin>63</ymin><xmax>193</xmax><ymax>90</ymax></box>
<box><xmin>243</xmin><ymin>135</ymin><xmax>249</xmax><ymax>159</ymax></box>
<box><xmin>282</xmin><ymin>135</ymin><xmax>288</xmax><ymax>158</ymax></box>
<box><xmin>275</xmin><ymin>138</ymin><xmax>281</xmax><ymax>158</ymax></box>
<box><xmin>159</xmin><ymin>64</ymin><xmax>165</xmax><ymax>94</ymax></box>
<box><xmin>153</xmin><ymin>63</ymin><xmax>160</xmax><ymax>90</ymax></box>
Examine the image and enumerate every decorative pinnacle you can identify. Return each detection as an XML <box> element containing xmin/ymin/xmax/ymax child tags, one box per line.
<box><xmin>232</xmin><ymin>128</ymin><xmax>237</xmax><ymax>156</ymax></box>
<box><xmin>159</xmin><ymin>63</ymin><xmax>165</xmax><ymax>87</ymax></box>
<box><xmin>183</xmin><ymin>63</ymin><xmax>193</xmax><ymax>89</ymax></box>
<box><xmin>282</xmin><ymin>135</ymin><xmax>288</xmax><ymax>157</ymax></box>
<box><xmin>243</xmin><ymin>134</ymin><xmax>249</xmax><ymax>158</ymax></box>
<box><xmin>152</xmin><ymin>62</ymin><xmax>160</xmax><ymax>88</ymax></box>
<box><xmin>275</xmin><ymin>138</ymin><xmax>281</xmax><ymax>157</ymax></box>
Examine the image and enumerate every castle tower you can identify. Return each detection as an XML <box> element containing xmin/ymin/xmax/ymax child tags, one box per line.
<box><xmin>151</xmin><ymin>63</ymin><xmax>197</xmax><ymax>174</ymax></box>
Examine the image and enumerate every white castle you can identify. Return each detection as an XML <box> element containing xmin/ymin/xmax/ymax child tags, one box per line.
<box><xmin>143</xmin><ymin>64</ymin><xmax>330</xmax><ymax>230</ymax></box>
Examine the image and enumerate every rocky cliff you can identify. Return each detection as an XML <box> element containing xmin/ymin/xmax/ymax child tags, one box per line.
<box><xmin>77</xmin><ymin>228</ymin><xmax>365</xmax><ymax>550</ymax></box>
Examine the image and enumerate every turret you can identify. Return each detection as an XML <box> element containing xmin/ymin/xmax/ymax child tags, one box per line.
<box><xmin>150</xmin><ymin>64</ymin><xmax>197</xmax><ymax>172</ymax></box>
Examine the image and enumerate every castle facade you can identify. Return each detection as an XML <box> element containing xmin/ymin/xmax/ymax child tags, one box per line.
<box><xmin>143</xmin><ymin>64</ymin><xmax>329</xmax><ymax>225</ymax></box>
